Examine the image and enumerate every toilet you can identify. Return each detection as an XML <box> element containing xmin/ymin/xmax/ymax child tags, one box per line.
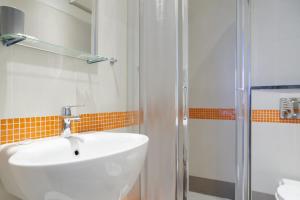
<box><xmin>276</xmin><ymin>179</ymin><xmax>300</xmax><ymax>200</ymax></box>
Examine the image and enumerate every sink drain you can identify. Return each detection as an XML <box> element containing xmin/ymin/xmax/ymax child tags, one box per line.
<box><xmin>74</xmin><ymin>150</ymin><xmax>80</xmax><ymax>156</ymax></box>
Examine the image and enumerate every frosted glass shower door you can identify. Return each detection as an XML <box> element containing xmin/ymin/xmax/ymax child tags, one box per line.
<box><xmin>139</xmin><ymin>0</ymin><xmax>188</xmax><ymax>200</ymax></box>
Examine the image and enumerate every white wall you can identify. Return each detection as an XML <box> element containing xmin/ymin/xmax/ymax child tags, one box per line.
<box><xmin>0</xmin><ymin>0</ymin><xmax>128</xmax><ymax>119</ymax></box>
<box><xmin>189</xmin><ymin>120</ymin><xmax>236</xmax><ymax>182</ymax></box>
<box><xmin>188</xmin><ymin>0</ymin><xmax>236</xmax><ymax>183</ymax></box>
<box><xmin>252</xmin><ymin>90</ymin><xmax>300</xmax><ymax>195</ymax></box>
<box><xmin>250</xmin><ymin>0</ymin><xmax>300</xmax><ymax>196</ymax></box>
<box><xmin>0</xmin><ymin>45</ymin><xmax>129</xmax><ymax>118</ymax></box>
<box><xmin>35</xmin><ymin>0</ymin><xmax>91</xmax><ymax>23</ymax></box>
<box><xmin>0</xmin><ymin>181</ymin><xmax>19</xmax><ymax>200</ymax></box>
<box><xmin>252</xmin><ymin>0</ymin><xmax>300</xmax><ymax>86</ymax></box>
<box><xmin>127</xmin><ymin>0</ymin><xmax>139</xmax><ymax>133</ymax></box>
<box><xmin>0</xmin><ymin>1</ymin><xmax>138</xmax><ymax>199</ymax></box>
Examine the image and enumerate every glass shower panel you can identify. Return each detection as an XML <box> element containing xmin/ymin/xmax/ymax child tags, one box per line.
<box><xmin>139</xmin><ymin>0</ymin><xmax>182</xmax><ymax>199</ymax></box>
<box><xmin>188</xmin><ymin>0</ymin><xmax>237</xmax><ymax>199</ymax></box>
<box><xmin>250</xmin><ymin>1</ymin><xmax>300</xmax><ymax>200</ymax></box>
<box><xmin>124</xmin><ymin>0</ymin><xmax>141</xmax><ymax>199</ymax></box>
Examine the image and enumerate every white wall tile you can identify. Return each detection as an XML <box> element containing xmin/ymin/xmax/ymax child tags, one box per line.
<box><xmin>188</xmin><ymin>0</ymin><xmax>236</xmax><ymax>183</ymax></box>
<box><xmin>252</xmin><ymin>0</ymin><xmax>300</xmax><ymax>86</ymax></box>
<box><xmin>189</xmin><ymin>120</ymin><xmax>236</xmax><ymax>182</ymax></box>
<box><xmin>189</xmin><ymin>0</ymin><xmax>236</xmax><ymax>108</ymax></box>
<box><xmin>252</xmin><ymin>122</ymin><xmax>300</xmax><ymax>194</ymax></box>
<box><xmin>252</xmin><ymin>90</ymin><xmax>300</xmax><ymax>110</ymax></box>
<box><xmin>252</xmin><ymin>89</ymin><xmax>300</xmax><ymax>195</ymax></box>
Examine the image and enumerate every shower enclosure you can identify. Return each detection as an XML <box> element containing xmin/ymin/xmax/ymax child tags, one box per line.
<box><xmin>139</xmin><ymin>0</ymin><xmax>250</xmax><ymax>200</ymax></box>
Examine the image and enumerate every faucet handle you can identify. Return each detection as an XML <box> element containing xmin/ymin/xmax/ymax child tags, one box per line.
<box><xmin>62</xmin><ymin>105</ymin><xmax>85</xmax><ymax>117</ymax></box>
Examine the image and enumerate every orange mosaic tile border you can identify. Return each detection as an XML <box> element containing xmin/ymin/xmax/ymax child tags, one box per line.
<box><xmin>189</xmin><ymin>108</ymin><xmax>236</xmax><ymax>120</ymax></box>
<box><xmin>0</xmin><ymin>111</ymin><xmax>140</xmax><ymax>144</ymax></box>
<box><xmin>252</xmin><ymin>109</ymin><xmax>300</xmax><ymax>123</ymax></box>
<box><xmin>189</xmin><ymin>108</ymin><xmax>300</xmax><ymax>123</ymax></box>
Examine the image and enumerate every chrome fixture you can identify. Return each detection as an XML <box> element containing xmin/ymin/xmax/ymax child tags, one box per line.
<box><xmin>62</xmin><ymin>105</ymin><xmax>84</xmax><ymax>137</ymax></box>
<box><xmin>0</xmin><ymin>6</ymin><xmax>25</xmax><ymax>46</ymax></box>
<box><xmin>109</xmin><ymin>57</ymin><xmax>118</xmax><ymax>65</ymax></box>
<box><xmin>280</xmin><ymin>98</ymin><xmax>300</xmax><ymax>119</ymax></box>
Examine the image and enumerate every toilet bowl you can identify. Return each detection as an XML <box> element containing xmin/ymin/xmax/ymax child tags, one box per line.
<box><xmin>276</xmin><ymin>179</ymin><xmax>300</xmax><ymax>200</ymax></box>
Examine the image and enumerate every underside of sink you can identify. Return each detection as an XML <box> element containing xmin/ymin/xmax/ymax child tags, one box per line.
<box><xmin>0</xmin><ymin>132</ymin><xmax>148</xmax><ymax>200</ymax></box>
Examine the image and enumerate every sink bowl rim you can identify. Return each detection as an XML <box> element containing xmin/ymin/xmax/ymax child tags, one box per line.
<box><xmin>8</xmin><ymin>132</ymin><xmax>149</xmax><ymax>168</ymax></box>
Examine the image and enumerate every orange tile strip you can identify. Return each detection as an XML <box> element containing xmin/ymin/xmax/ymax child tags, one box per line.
<box><xmin>189</xmin><ymin>108</ymin><xmax>236</xmax><ymax>120</ymax></box>
<box><xmin>1</xmin><ymin>108</ymin><xmax>297</xmax><ymax>144</ymax></box>
<box><xmin>252</xmin><ymin>109</ymin><xmax>300</xmax><ymax>123</ymax></box>
<box><xmin>189</xmin><ymin>108</ymin><xmax>300</xmax><ymax>123</ymax></box>
<box><xmin>0</xmin><ymin>111</ymin><xmax>140</xmax><ymax>145</ymax></box>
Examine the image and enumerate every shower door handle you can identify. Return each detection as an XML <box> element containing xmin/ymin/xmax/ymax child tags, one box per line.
<box><xmin>183</xmin><ymin>85</ymin><xmax>188</xmax><ymax>120</ymax></box>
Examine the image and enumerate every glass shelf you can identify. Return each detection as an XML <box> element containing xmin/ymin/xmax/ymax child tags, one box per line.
<box><xmin>0</xmin><ymin>33</ymin><xmax>108</xmax><ymax>64</ymax></box>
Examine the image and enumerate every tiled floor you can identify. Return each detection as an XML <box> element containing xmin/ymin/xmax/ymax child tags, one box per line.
<box><xmin>188</xmin><ymin>192</ymin><xmax>230</xmax><ymax>200</ymax></box>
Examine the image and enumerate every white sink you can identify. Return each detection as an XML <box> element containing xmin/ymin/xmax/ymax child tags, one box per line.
<box><xmin>0</xmin><ymin>132</ymin><xmax>148</xmax><ymax>200</ymax></box>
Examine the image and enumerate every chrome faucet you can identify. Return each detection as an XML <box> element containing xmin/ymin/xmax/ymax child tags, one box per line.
<box><xmin>61</xmin><ymin>105</ymin><xmax>84</xmax><ymax>137</ymax></box>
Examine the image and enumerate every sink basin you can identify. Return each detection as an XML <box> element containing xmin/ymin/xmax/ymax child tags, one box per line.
<box><xmin>0</xmin><ymin>132</ymin><xmax>148</xmax><ymax>200</ymax></box>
